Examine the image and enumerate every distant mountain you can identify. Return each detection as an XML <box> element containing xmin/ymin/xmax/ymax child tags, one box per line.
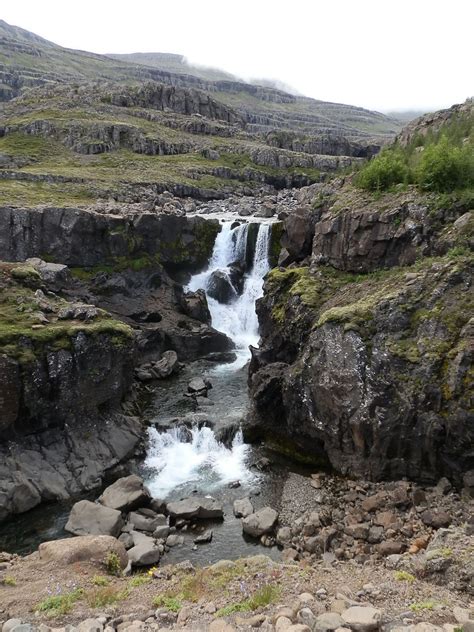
<box><xmin>385</xmin><ymin>110</ymin><xmax>429</xmax><ymax>123</ymax></box>
<box><xmin>0</xmin><ymin>20</ymin><xmax>401</xmax><ymax>140</ymax></box>
<box><xmin>0</xmin><ymin>19</ymin><xmax>406</xmax><ymax>208</ymax></box>
<box><xmin>108</xmin><ymin>52</ymin><xmax>238</xmax><ymax>83</ymax></box>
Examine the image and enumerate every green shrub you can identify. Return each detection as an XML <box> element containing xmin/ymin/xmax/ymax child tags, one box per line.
<box><xmin>153</xmin><ymin>595</ymin><xmax>183</xmax><ymax>612</ymax></box>
<box><xmin>91</xmin><ymin>575</ymin><xmax>109</xmax><ymax>587</ymax></box>
<box><xmin>416</xmin><ymin>136</ymin><xmax>474</xmax><ymax>192</ymax></box>
<box><xmin>2</xmin><ymin>576</ymin><xmax>17</xmax><ymax>586</ymax></box>
<box><xmin>355</xmin><ymin>149</ymin><xmax>410</xmax><ymax>191</ymax></box>
<box><xmin>104</xmin><ymin>551</ymin><xmax>122</xmax><ymax>576</ymax></box>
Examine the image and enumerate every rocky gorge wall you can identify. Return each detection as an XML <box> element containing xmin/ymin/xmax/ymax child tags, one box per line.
<box><xmin>0</xmin><ymin>207</ymin><xmax>232</xmax><ymax>522</ymax></box>
<box><xmin>0</xmin><ymin>205</ymin><xmax>220</xmax><ymax>270</ymax></box>
<box><xmin>248</xmin><ymin>184</ymin><xmax>474</xmax><ymax>487</ymax></box>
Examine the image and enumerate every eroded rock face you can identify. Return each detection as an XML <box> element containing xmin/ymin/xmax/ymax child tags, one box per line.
<box><xmin>0</xmin><ymin>413</ymin><xmax>142</xmax><ymax>522</ymax></box>
<box><xmin>0</xmin><ymin>332</ymin><xmax>135</xmax><ymax>440</ymax></box>
<box><xmin>248</xmin><ymin>254</ymin><xmax>474</xmax><ymax>484</ymax></box>
<box><xmin>0</xmin><ymin>206</ymin><xmax>219</xmax><ymax>271</ymax></box>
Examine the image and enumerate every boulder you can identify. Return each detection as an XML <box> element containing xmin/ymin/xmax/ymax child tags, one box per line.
<box><xmin>421</xmin><ymin>510</ymin><xmax>452</xmax><ymax>529</ymax></box>
<box><xmin>99</xmin><ymin>475</ymin><xmax>151</xmax><ymax>512</ymax></box>
<box><xmin>180</xmin><ymin>290</ymin><xmax>212</xmax><ymax>324</ymax></box>
<box><xmin>76</xmin><ymin>619</ymin><xmax>103</xmax><ymax>632</ymax></box>
<box><xmin>166</xmin><ymin>496</ymin><xmax>224</xmax><ymax>520</ymax></box>
<box><xmin>26</xmin><ymin>257</ymin><xmax>70</xmax><ymax>287</ymax></box>
<box><xmin>233</xmin><ymin>497</ymin><xmax>254</xmax><ymax>518</ymax></box>
<box><xmin>128</xmin><ymin>538</ymin><xmax>161</xmax><ymax>567</ymax></box>
<box><xmin>151</xmin><ymin>351</ymin><xmax>179</xmax><ymax>379</ymax></box>
<box><xmin>194</xmin><ymin>530</ymin><xmax>213</xmax><ymax>544</ymax></box>
<box><xmin>207</xmin><ymin>270</ymin><xmax>237</xmax><ymax>304</ymax></box>
<box><xmin>38</xmin><ymin>535</ymin><xmax>128</xmax><ymax>568</ymax></box>
<box><xmin>128</xmin><ymin>510</ymin><xmax>166</xmax><ymax>532</ymax></box>
<box><xmin>341</xmin><ymin>607</ymin><xmax>382</xmax><ymax>632</ymax></box>
<box><xmin>65</xmin><ymin>500</ymin><xmax>124</xmax><ymax>537</ymax></box>
<box><xmin>313</xmin><ymin>613</ymin><xmax>345</xmax><ymax>632</ymax></box>
<box><xmin>242</xmin><ymin>507</ymin><xmax>279</xmax><ymax>538</ymax></box>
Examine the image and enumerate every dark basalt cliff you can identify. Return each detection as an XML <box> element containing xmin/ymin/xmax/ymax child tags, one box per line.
<box><xmin>0</xmin><ymin>209</ymin><xmax>233</xmax><ymax>522</ymax></box>
<box><xmin>247</xmin><ymin>185</ymin><xmax>473</xmax><ymax>485</ymax></box>
<box><xmin>0</xmin><ymin>205</ymin><xmax>219</xmax><ymax>269</ymax></box>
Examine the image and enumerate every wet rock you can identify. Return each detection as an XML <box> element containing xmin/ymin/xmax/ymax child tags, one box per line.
<box><xmin>187</xmin><ymin>377</ymin><xmax>212</xmax><ymax>396</ymax></box>
<box><xmin>194</xmin><ymin>530</ymin><xmax>213</xmax><ymax>544</ymax></box>
<box><xmin>242</xmin><ymin>507</ymin><xmax>279</xmax><ymax>538</ymax></box>
<box><xmin>99</xmin><ymin>475</ymin><xmax>151</xmax><ymax>512</ymax></box>
<box><xmin>38</xmin><ymin>535</ymin><xmax>128</xmax><ymax>568</ymax></box>
<box><xmin>233</xmin><ymin>497</ymin><xmax>254</xmax><ymax>518</ymax></box>
<box><xmin>207</xmin><ymin>269</ymin><xmax>238</xmax><ymax>303</ymax></box>
<box><xmin>151</xmin><ymin>351</ymin><xmax>180</xmax><ymax>378</ymax></box>
<box><xmin>180</xmin><ymin>290</ymin><xmax>211</xmax><ymax>324</ymax></box>
<box><xmin>128</xmin><ymin>510</ymin><xmax>166</xmax><ymax>533</ymax></box>
<box><xmin>65</xmin><ymin>500</ymin><xmax>124</xmax><ymax>537</ymax></box>
<box><xmin>167</xmin><ymin>496</ymin><xmax>223</xmax><ymax>520</ymax></box>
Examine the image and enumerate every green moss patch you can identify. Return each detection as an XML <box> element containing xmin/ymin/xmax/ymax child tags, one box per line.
<box><xmin>0</xmin><ymin>264</ymin><xmax>133</xmax><ymax>363</ymax></box>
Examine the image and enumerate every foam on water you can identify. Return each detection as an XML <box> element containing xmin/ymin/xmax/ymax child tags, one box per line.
<box><xmin>144</xmin><ymin>426</ymin><xmax>256</xmax><ymax>498</ymax></box>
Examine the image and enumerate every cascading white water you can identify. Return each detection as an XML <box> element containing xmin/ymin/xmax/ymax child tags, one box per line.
<box><xmin>144</xmin><ymin>220</ymin><xmax>271</xmax><ymax>500</ymax></box>
<box><xmin>187</xmin><ymin>221</ymin><xmax>271</xmax><ymax>368</ymax></box>
<box><xmin>144</xmin><ymin>426</ymin><xmax>257</xmax><ymax>498</ymax></box>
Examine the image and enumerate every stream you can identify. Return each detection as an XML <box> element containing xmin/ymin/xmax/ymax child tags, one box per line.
<box><xmin>0</xmin><ymin>218</ymin><xmax>313</xmax><ymax>563</ymax></box>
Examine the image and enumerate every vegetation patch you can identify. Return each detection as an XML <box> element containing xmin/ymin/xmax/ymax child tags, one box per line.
<box><xmin>36</xmin><ymin>588</ymin><xmax>84</xmax><ymax>616</ymax></box>
<box><xmin>355</xmin><ymin>109</ymin><xmax>473</xmax><ymax>193</ymax></box>
<box><xmin>215</xmin><ymin>585</ymin><xmax>281</xmax><ymax>618</ymax></box>
<box><xmin>86</xmin><ymin>586</ymin><xmax>129</xmax><ymax>608</ymax></box>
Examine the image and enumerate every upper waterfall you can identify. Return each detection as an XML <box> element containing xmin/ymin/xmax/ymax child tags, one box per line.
<box><xmin>187</xmin><ymin>221</ymin><xmax>271</xmax><ymax>368</ymax></box>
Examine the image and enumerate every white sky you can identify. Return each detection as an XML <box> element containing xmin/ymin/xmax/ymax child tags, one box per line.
<box><xmin>2</xmin><ymin>0</ymin><xmax>473</xmax><ymax>112</ymax></box>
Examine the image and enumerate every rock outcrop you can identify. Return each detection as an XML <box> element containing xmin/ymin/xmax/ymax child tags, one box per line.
<box><xmin>0</xmin><ymin>206</ymin><xmax>220</xmax><ymax>271</ymax></box>
<box><xmin>248</xmin><ymin>186</ymin><xmax>473</xmax><ymax>484</ymax></box>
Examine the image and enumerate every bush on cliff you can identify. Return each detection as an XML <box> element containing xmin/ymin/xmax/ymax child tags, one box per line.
<box><xmin>355</xmin><ymin>148</ymin><xmax>410</xmax><ymax>191</ymax></box>
<box><xmin>416</xmin><ymin>136</ymin><xmax>474</xmax><ymax>192</ymax></box>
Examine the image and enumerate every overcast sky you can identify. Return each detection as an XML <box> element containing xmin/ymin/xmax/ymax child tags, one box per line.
<box><xmin>2</xmin><ymin>0</ymin><xmax>472</xmax><ymax>112</ymax></box>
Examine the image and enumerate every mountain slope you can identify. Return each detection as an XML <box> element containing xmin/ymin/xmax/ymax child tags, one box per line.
<box><xmin>108</xmin><ymin>52</ymin><xmax>238</xmax><ymax>82</ymax></box>
<box><xmin>0</xmin><ymin>19</ymin><xmax>401</xmax><ymax>141</ymax></box>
